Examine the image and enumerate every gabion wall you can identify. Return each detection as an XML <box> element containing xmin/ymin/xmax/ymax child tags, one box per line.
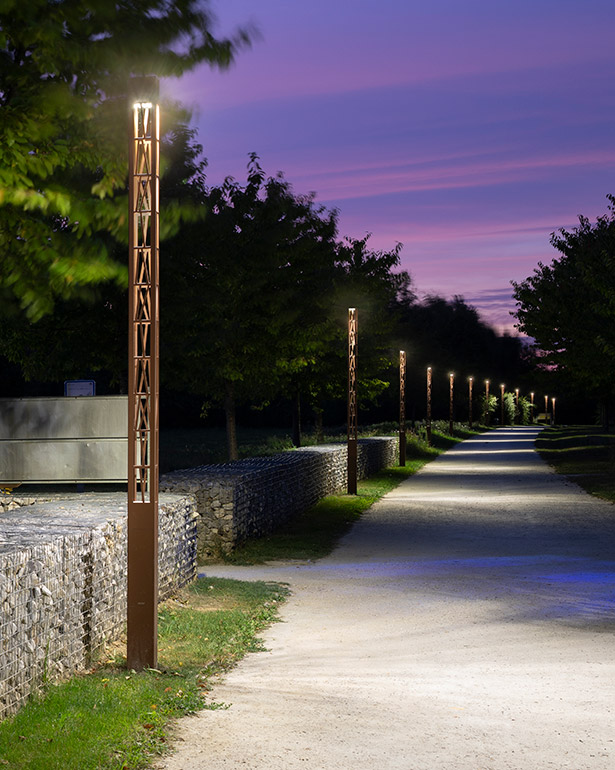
<box><xmin>0</xmin><ymin>437</ymin><xmax>396</xmax><ymax>719</ymax></box>
<box><xmin>161</xmin><ymin>437</ymin><xmax>398</xmax><ymax>559</ymax></box>
<box><xmin>0</xmin><ymin>492</ymin><xmax>197</xmax><ymax>720</ymax></box>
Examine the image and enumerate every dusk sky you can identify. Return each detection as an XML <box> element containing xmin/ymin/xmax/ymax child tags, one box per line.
<box><xmin>164</xmin><ymin>0</ymin><xmax>615</xmax><ymax>333</ymax></box>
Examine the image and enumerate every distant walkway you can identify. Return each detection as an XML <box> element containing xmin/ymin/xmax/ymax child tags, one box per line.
<box><xmin>156</xmin><ymin>428</ymin><xmax>615</xmax><ymax>770</ymax></box>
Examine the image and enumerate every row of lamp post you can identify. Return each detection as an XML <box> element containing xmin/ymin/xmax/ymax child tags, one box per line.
<box><xmin>127</xmin><ymin>72</ymin><xmax>559</xmax><ymax>668</ymax></box>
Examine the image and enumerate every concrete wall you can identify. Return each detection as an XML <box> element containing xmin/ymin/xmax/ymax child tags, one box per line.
<box><xmin>0</xmin><ymin>492</ymin><xmax>196</xmax><ymax>720</ymax></box>
<box><xmin>161</xmin><ymin>437</ymin><xmax>398</xmax><ymax>559</ymax></box>
<box><xmin>0</xmin><ymin>396</ymin><xmax>128</xmax><ymax>483</ymax></box>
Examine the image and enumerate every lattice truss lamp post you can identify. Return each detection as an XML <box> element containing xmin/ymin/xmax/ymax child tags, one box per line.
<box><xmin>347</xmin><ymin>308</ymin><xmax>358</xmax><ymax>495</ymax></box>
<box><xmin>399</xmin><ymin>351</ymin><xmax>406</xmax><ymax>466</ymax></box>
<box><xmin>127</xmin><ymin>77</ymin><xmax>160</xmax><ymax>671</ymax></box>
<box><xmin>426</xmin><ymin>367</ymin><xmax>432</xmax><ymax>445</ymax></box>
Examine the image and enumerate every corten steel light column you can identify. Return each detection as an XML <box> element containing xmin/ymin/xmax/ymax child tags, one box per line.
<box><xmin>484</xmin><ymin>380</ymin><xmax>490</xmax><ymax>425</ymax></box>
<box><xmin>347</xmin><ymin>308</ymin><xmax>358</xmax><ymax>495</ymax></box>
<box><xmin>468</xmin><ymin>377</ymin><xmax>473</xmax><ymax>429</ymax></box>
<box><xmin>426</xmin><ymin>367</ymin><xmax>432</xmax><ymax>444</ymax></box>
<box><xmin>128</xmin><ymin>79</ymin><xmax>160</xmax><ymax>671</ymax></box>
<box><xmin>530</xmin><ymin>392</ymin><xmax>535</xmax><ymax>423</ymax></box>
<box><xmin>399</xmin><ymin>350</ymin><xmax>407</xmax><ymax>466</ymax></box>
<box><xmin>552</xmin><ymin>397</ymin><xmax>556</xmax><ymax>425</ymax></box>
<box><xmin>500</xmin><ymin>383</ymin><xmax>505</xmax><ymax>427</ymax></box>
<box><xmin>448</xmin><ymin>373</ymin><xmax>454</xmax><ymax>435</ymax></box>
<box><xmin>544</xmin><ymin>394</ymin><xmax>549</xmax><ymax>423</ymax></box>
<box><xmin>515</xmin><ymin>388</ymin><xmax>520</xmax><ymax>424</ymax></box>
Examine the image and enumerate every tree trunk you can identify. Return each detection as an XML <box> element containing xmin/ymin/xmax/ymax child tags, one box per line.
<box><xmin>291</xmin><ymin>388</ymin><xmax>302</xmax><ymax>447</ymax></box>
<box><xmin>314</xmin><ymin>407</ymin><xmax>324</xmax><ymax>444</ymax></box>
<box><xmin>224</xmin><ymin>380</ymin><xmax>238</xmax><ymax>461</ymax></box>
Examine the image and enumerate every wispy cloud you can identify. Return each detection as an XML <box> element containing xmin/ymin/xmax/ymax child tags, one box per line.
<box><xmin>167</xmin><ymin>0</ymin><xmax>615</xmax><ymax>333</ymax></box>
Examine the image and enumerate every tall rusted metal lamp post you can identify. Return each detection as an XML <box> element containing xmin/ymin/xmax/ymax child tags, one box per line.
<box><xmin>468</xmin><ymin>377</ymin><xmax>473</xmax><ymax>429</ymax></box>
<box><xmin>530</xmin><ymin>392</ymin><xmax>535</xmax><ymax>423</ymax></box>
<box><xmin>484</xmin><ymin>380</ymin><xmax>490</xmax><ymax>426</ymax></box>
<box><xmin>399</xmin><ymin>350</ymin><xmax>406</xmax><ymax>466</ymax></box>
<box><xmin>552</xmin><ymin>396</ymin><xmax>556</xmax><ymax>425</ymax></box>
<box><xmin>448</xmin><ymin>372</ymin><xmax>454</xmax><ymax>435</ymax></box>
<box><xmin>544</xmin><ymin>394</ymin><xmax>549</xmax><ymax>424</ymax></box>
<box><xmin>515</xmin><ymin>387</ymin><xmax>520</xmax><ymax>424</ymax></box>
<box><xmin>127</xmin><ymin>78</ymin><xmax>160</xmax><ymax>671</ymax></box>
<box><xmin>426</xmin><ymin>366</ymin><xmax>432</xmax><ymax>444</ymax></box>
<box><xmin>347</xmin><ymin>308</ymin><xmax>358</xmax><ymax>495</ymax></box>
<box><xmin>500</xmin><ymin>383</ymin><xmax>505</xmax><ymax>427</ymax></box>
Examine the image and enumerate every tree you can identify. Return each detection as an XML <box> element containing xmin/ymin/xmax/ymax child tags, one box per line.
<box><xmin>512</xmin><ymin>196</ymin><xmax>615</xmax><ymax>414</ymax></box>
<box><xmin>163</xmin><ymin>155</ymin><xmax>341</xmax><ymax>460</ymax></box>
<box><xmin>297</xmin><ymin>235</ymin><xmax>410</xmax><ymax>440</ymax></box>
<box><xmin>0</xmin><ymin>119</ymin><xmax>209</xmax><ymax>389</ymax></box>
<box><xmin>0</xmin><ymin>0</ymin><xmax>251</xmax><ymax>319</ymax></box>
<box><xmin>388</xmin><ymin>293</ymin><xmax>530</xmax><ymax>424</ymax></box>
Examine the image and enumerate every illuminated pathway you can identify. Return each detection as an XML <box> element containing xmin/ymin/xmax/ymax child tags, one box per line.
<box><xmin>158</xmin><ymin>427</ymin><xmax>615</xmax><ymax>770</ymax></box>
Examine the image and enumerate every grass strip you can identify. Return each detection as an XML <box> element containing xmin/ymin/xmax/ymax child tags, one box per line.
<box><xmin>222</xmin><ymin>426</ymin><xmax>484</xmax><ymax>565</ymax></box>
<box><xmin>536</xmin><ymin>425</ymin><xmax>615</xmax><ymax>503</ymax></box>
<box><xmin>0</xmin><ymin>577</ymin><xmax>289</xmax><ymax>770</ymax></box>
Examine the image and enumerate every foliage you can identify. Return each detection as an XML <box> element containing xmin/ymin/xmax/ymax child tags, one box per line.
<box><xmin>0</xmin><ymin>0</ymin><xmax>251</xmax><ymax>319</ymax></box>
<box><xmin>517</xmin><ymin>395</ymin><xmax>531</xmax><ymax>425</ymax></box>
<box><xmin>480</xmin><ymin>393</ymin><xmax>497</xmax><ymax>423</ymax></box>
<box><xmin>162</xmin><ymin>154</ymin><xmax>341</xmax><ymax>456</ymax></box>
<box><xmin>0</xmin><ymin>121</ymin><xmax>208</xmax><ymax>385</ymax></box>
<box><xmin>163</xmin><ymin>155</ymin><xmax>406</xmax><ymax>458</ymax></box>
<box><xmin>387</xmin><ymin>294</ymin><xmax>532</xmax><ymax>425</ymax></box>
<box><xmin>512</xmin><ymin>196</ymin><xmax>615</xmax><ymax>403</ymax></box>
<box><xmin>502</xmin><ymin>391</ymin><xmax>515</xmax><ymax>425</ymax></box>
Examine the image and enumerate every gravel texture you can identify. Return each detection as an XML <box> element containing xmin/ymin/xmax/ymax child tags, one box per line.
<box><xmin>156</xmin><ymin>427</ymin><xmax>615</xmax><ymax>770</ymax></box>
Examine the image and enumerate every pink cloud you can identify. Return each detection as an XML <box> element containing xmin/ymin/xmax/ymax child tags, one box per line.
<box><xmin>287</xmin><ymin>150</ymin><xmax>615</xmax><ymax>202</ymax></box>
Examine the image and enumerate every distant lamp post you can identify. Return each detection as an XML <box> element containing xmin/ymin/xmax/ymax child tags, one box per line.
<box><xmin>544</xmin><ymin>394</ymin><xmax>549</xmax><ymax>423</ymax></box>
<box><xmin>426</xmin><ymin>367</ymin><xmax>432</xmax><ymax>444</ymax></box>
<box><xmin>468</xmin><ymin>377</ymin><xmax>474</xmax><ymax>429</ymax></box>
<box><xmin>127</xmin><ymin>77</ymin><xmax>160</xmax><ymax>671</ymax></box>
<box><xmin>484</xmin><ymin>380</ymin><xmax>490</xmax><ymax>425</ymax></box>
<box><xmin>515</xmin><ymin>388</ymin><xmax>520</xmax><ymax>425</ymax></box>
<box><xmin>448</xmin><ymin>372</ymin><xmax>454</xmax><ymax>435</ymax></box>
<box><xmin>530</xmin><ymin>392</ymin><xmax>535</xmax><ymax>423</ymax></box>
<box><xmin>399</xmin><ymin>350</ymin><xmax>407</xmax><ymax>466</ymax></box>
<box><xmin>552</xmin><ymin>396</ymin><xmax>556</xmax><ymax>425</ymax></box>
<box><xmin>500</xmin><ymin>383</ymin><xmax>505</xmax><ymax>427</ymax></box>
<box><xmin>347</xmin><ymin>308</ymin><xmax>358</xmax><ymax>494</ymax></box>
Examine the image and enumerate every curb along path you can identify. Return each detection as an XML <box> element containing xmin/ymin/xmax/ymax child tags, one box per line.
<box><xmin>157</xmin><ymin>427</ymin><xmax>615</xmax><ymax>770</ymax></box>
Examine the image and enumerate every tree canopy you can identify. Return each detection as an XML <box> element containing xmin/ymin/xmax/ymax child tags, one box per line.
<box><xmin>512</xmin><ymin>195</ymin><xmax>615</xmax><ymax>403</ymax></box>
<box><xmin>162</xmin><ymin>156</ymin><xmax>406</xmax><ymax>458</ymax></box>
<box><xmin>0</xmin><ymin>0</ymin><xmax>251</xmax><ymax>319</ymax></box>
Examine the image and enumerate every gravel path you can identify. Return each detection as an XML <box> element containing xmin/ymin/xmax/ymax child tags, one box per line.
<box><xmin>155</xmin><ymin>427</ymin><xmax>615</xmax><ymax>770</ymax></box>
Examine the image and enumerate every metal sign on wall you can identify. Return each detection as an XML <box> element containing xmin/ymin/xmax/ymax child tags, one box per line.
<box><xmin>64</xmin><ymin>380</ymin><xmax>96</xmax><ymax>397</ymax></box>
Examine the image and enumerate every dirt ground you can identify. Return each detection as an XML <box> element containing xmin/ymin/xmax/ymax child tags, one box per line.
<box><xmin>155</xmin><ymin>427</ymin><xmax>615</xmax><ymax>770</ymax></box>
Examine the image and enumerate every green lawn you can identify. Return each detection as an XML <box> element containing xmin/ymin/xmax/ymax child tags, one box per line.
<box><xmin>0</xmin><ymin>578</ymin><xmax>289</xmax><ymax>770</ymax></box>
<box><xmin>536</xmin><ymin>425</ymin><xmax>615</xmax><ymax>503</ymax></box>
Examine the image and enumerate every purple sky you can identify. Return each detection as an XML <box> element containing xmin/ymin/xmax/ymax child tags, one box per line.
<box><xmin>163</xmin><ymin>0</ymin><xmax>615</xmax><ymax>333</ymax></box>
